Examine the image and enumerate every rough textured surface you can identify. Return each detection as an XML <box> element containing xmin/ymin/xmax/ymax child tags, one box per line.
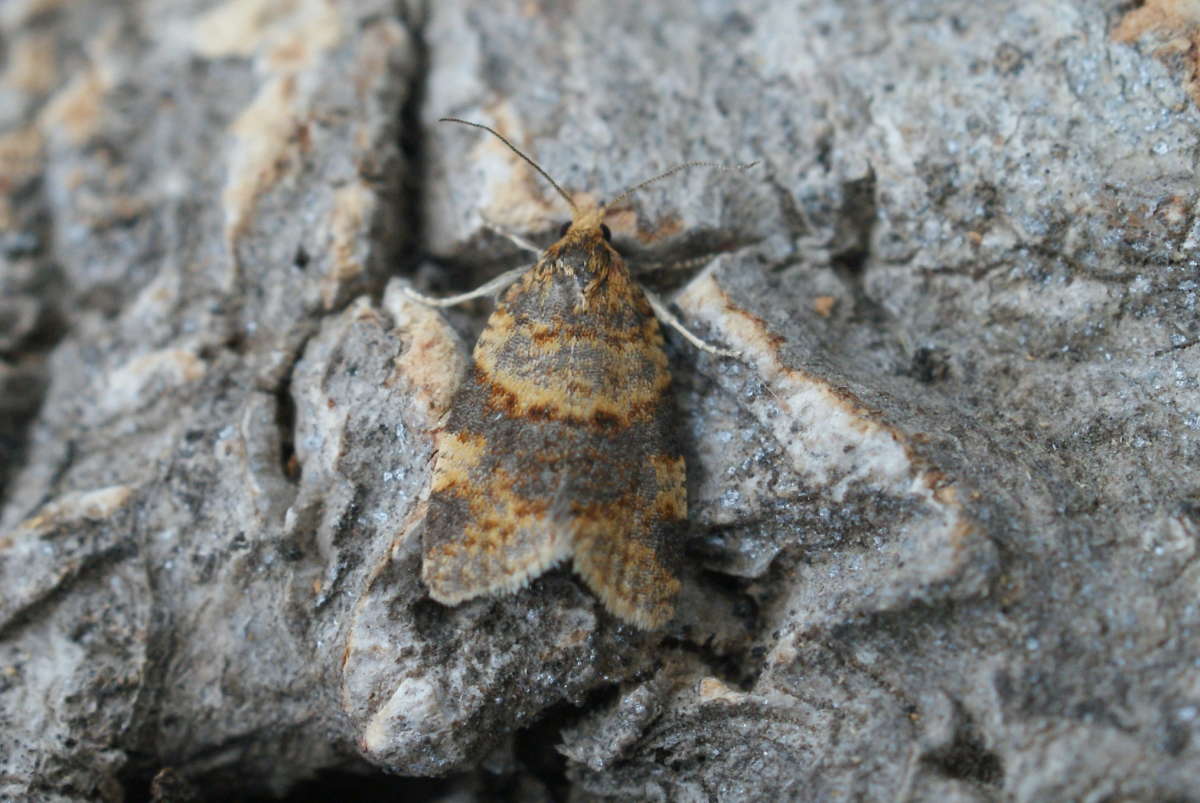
<box><xmin>2</xmin><ymin>0</ymin><xmax>1198</xmax><ymax>800</ymax></box>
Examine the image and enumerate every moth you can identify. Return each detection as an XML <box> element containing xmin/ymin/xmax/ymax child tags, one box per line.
<box><xmin>408</xmin><ymin>118</ymin><xmax>747</xmax><ymax>629</ymax></box>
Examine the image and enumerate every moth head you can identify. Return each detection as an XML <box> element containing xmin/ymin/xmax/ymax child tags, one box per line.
<box><xmin>438</xmin><ymin>117</ymin><xmax>756</xmax><ymax>249</ymax></box>
<box><xmin>559</xmin><ymin>206</ymin><xmax>612</xmax><ymax>244</ymax></box>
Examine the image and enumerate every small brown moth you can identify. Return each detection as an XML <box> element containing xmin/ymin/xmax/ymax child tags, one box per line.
<box><xmin>409</xmin><ymin>118</ymin><xmax>747</xmax><ymax>629</ymax></box>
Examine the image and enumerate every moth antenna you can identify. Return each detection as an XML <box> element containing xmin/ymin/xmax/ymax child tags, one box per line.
<box><xmin>606</xmin><ymin>160</ymin><xmax>759</xmax><ymax>208</ymax></box>
<box><xmin>439</xmin><ymin>117</ymin><xmax>578</xmax><ymax>213</ymax></box>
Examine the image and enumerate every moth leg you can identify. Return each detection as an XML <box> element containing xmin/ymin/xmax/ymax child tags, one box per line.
<box><xmin>402</xmin><ymin>265</ymin><xmax>529</xmax><ymax>308</ymax></box>
<box><xmin>480</xmin><ymin>219</ymin><xmax>542</xmax><ymax>256</ymax></box>
<box><xmin>642</xmin><ymin>287</ymin><xmax>741</xmax><ymax>359</ymax></box>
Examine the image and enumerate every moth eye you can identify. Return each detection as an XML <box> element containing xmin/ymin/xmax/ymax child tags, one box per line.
<box><xmin>559</xmin><ymin>221</ymin><xmax>571</xmax><ymax>237</ymax></box>
<box><xmin>600</xmin><ymin>223</ymin><xmax>612</xmax><ymax>242</ymax></box>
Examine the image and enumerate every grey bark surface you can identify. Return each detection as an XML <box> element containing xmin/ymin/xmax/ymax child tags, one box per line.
<box><xmin>2</xmin><ymin>0</ymin><xmax>1198</xmax><ymax>800</ymax></box>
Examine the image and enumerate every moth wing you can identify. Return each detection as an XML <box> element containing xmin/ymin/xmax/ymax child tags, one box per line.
<box><xmin>569</xmin><ymin>454</ymin><xmax>686</xmax><ymax>629</ymax></box>
<box><xmin>420</xmin><ymin>237</ymin><xmax>686</xmax><ymax>628</ymax></box>
<box><xmin>421</xmin><ymin>428</ymin><xmax>574</xmax><ymax>603</ymax></box>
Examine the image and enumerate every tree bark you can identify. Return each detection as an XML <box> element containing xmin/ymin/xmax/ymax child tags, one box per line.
<box><xmin>2</xmin><ymin>1</ymin><xmax>1198</xmax><ymax>800</ymax></box>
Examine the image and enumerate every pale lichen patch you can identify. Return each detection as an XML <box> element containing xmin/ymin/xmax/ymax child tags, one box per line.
<box><xmin>383</xmin><ymin>280</ymin><xmax>470</xmax><ymax>424</ymax></box>
<box><xmin>321</xmin><ymin>180</ymin><xmax>376</xmax><ymax>309</ymax></box>
<box><xmin>222</xmin><ymin>74</ymin><xmax>301</xmax><ymax>252</ymax></box>
<box><xmin>18</xmin><ymin>486</ymin><xmax>134</xmax><ymax>534</ymax></box>
<box><xmin>1114</xmin><ymin>0</ymin><xmax>1200</xmax><ymax>107</ymax></box>
<box><xmin>676</xmin><ymin>272</ymin><xmax>993</xmax><ymax>631</ymax></box>
<box><xmin>678</xmin><ymin>273</ymin><xmax>918</xmax><ymax>499</ymax></box>
<box><xmin>2</xmin><ymin>32</ymin><xmax>57</xmax><ymax>93</ymax></box>
<box><xmin>192</xmin><ymin>0</ymin><xmax>341</xmax><ymax>63</ymax></box>
<box><xmin>470</xmin><ymin>102</ymin><xmax>568</xmax><ymax>233</ymax></box>
<box><xmin>37</xmin><ymin>61</ymin><xmax>110</xmax><ymax>146</ymax></box>
<box><xmin>99</xmin><ymin>348</ymin><xmax>207</xmax><ymax>416</ymax></box>
<box><xmin>215</xmin><ymin>0</ymin><xmax>343</xmax><ymax>257</ymax></box>
<box><xmin>0</xmin><ymin>126</ymin><xmax>43</xmax><ymax>229</ymax></box>
<box><xmin>698</xmin><ymin>676</ymin><xmax>748</xmax><ymax>704</ymax></box>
